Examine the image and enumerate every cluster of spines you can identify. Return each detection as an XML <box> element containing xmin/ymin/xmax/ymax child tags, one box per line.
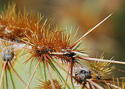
<box><xmin>0</xmin><ymin>39</ymin><xmax>27</xmax><ymax>88</ymax></box>
<box><xmin>0</xmin><ymin>3</ymin><xmax>125</xmax><ymax>89</ymax></box>
<box><xmin>36</xmin><ymin>79</ymin><xmax>62</xmax><ymax>89</ymax></box>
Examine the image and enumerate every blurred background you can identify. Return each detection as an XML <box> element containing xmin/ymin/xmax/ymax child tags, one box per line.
<box><xmin>0</xmin><ymin>0</ymin><xmax>125</xmax><ymax>77</ymax></box>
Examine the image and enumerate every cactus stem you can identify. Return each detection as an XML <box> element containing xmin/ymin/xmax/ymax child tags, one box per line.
<box><xmin>8</xmin><ymin>62</ymin><xmax>27</xmax><ymax>87</ymax></box>
<box><xmin>26</xmin><ymin>56</ymin><xmax>43</xmax><ymax>89</ymax></box>
<box><xmin>46</xmin><ymin>54</ymin><xmax>71</xmax><ymax>89</ymax></box>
